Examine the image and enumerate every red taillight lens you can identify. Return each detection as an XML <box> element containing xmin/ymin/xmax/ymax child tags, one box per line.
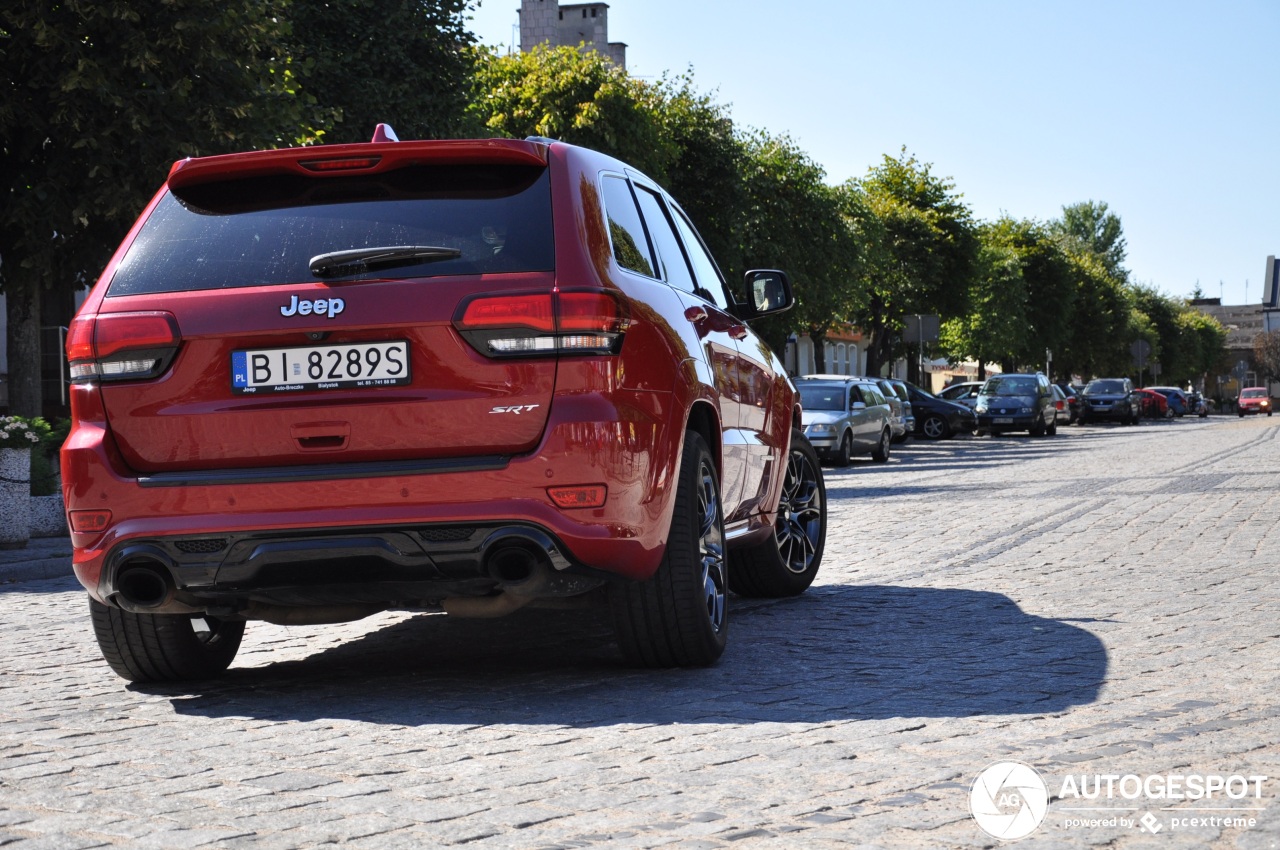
<box><xmin>66</xmin><ymin>311</ymin><xmax>181</xmax><ymax>383</ymax></box>
<box><xmin>458</xmin><ymin>293</ymin><xmax>555</xmax><ymax>332</ymax></box>
<box><xmin>547</xmin><ymin>485</ymin><xmax>608</xmax><ymax>509</ymax></box>
<box><xmin>454</xmin><ymin>291</ymin><xmax>627</xmax><ymax>357</ymax></box>
<box><xmin>69</xmin><ymin>510</ymin><xmax>112</xmax><ymax>534</ymax></box>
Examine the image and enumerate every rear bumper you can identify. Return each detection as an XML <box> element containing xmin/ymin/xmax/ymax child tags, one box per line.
<box><xmin>63</xmin><ymin>390</ymin><xmax>681</xmax><ymax>602</ymax></box>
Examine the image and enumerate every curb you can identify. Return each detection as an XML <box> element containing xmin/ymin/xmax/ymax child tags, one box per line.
<box><xmin>0</xmin><ymin>537</ymin><xmax>74</xmax><ymax>586</ymax></box>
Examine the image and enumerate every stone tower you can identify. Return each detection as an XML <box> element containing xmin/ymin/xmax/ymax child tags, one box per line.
<box><xmin>518</xmin><ymin>0</ymin><xmax>627</xmax><ymax>69</ymax></box>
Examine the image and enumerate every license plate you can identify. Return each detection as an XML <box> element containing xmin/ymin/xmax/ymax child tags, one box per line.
<box><xmin>994</xmin><ymin>417</ymin><xmax>1013</xmax><ymax>424</ymax></box>
<box><xmin>231</xmin><ymin>341</ymin><xmax>411</xmax><ymax>394</ymax></box>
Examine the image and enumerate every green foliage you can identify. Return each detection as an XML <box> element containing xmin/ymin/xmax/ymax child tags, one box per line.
<box><xmin>940</xmin><ymin>225</ymin><xmax>1027</xmax><ymax>373</ymax></box>
<box><xmin>1052</xmin><ymin>200</ymin><xmax>1128</xmax><ymax>281</ymax></box>
<box><xmin>852</xmin><ymin>150</ymin><xmax>979</xmax><ymax>376</ymax></box>
<box><xmin>468</xmin><ymin>44</ymin><xmax>675</xmax><ymax>180</ymax></box>
<box><xmin>738</xmin><ymin>132</ymin><xmax>862</xmax><ymax>352</ymax></box>
<box><xmin>288</xmin><ymin>0</ymin><xmax>476</xmax><ymax>143</ymax></box>
<box><xmin>1252</xmin><ymin>330</ymin><xmax>1280</xmax><ymax>383</ymax></box>
<box><xmin>1</xmin><ymin>0</ymin><xmax>313</xmax><ymax>413</ymax></box>
<box><xmin>642</xmin><ymin>73</ymin><xmax>746</xmax><ymax>276</ymax></box>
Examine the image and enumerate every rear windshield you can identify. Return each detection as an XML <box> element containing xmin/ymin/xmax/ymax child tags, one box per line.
<box><xmin>108</xmin><ymin>164</ymin><xmax>554</xmax><ymax>295</ymax></box>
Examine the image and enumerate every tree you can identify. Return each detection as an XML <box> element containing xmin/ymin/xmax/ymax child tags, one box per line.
<box><xmin>939</xmin><ymin>230</ymin><xmax>1026</xmax><ymax>379</ymax></box>
<box><xmin>289</xmin><ymin>0</ymin><xmax>476</xmax><ymax>143</ymax></box>
<box><xmin>640</xmin><ymin>73</ymin><xmax>746</xmax><ymax>277</ymax></box>
<box><xmin>736</xmin><ymin>133</ymin><xmax>863</xmax><ymax>362</ymax></box>
<box><xmin>1253</xmin><ymin>330</ymin><xmax>1280</xmax><ymax>385</ymax></box>
<box><xmin>468</xmin><ymin>44</ymin><xmax>675</xmax><ymax>181</ymax></box>
<box><xmin>2</xmin><ymin>0</ymin><xmax>309</xmax><ymax>415</ymax></box>
<box><xmin>1052</xmin><ymin>200</ymin><xmax>1128</xmax><ymax>280</ymax></box>
<box><xmin>1054</xmin><ymin>251</ymin><xmax>1131</xmax><ymax>380</ymax></box>
<box><xmin>853</xmin><ymin>150</ymin><xmax>979</xmax><ymax>378</ymax></box>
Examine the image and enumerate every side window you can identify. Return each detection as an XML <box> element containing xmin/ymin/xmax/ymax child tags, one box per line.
<box><xmin>848</xmin><ymin>386</ymin><xmax>863</xmax><ymax>406</ymax></box>
<box><xmin>670</xmin><ymin>209</ymin><xmax>731</xmax><ymax>310</ymax></box>
<box><xmin>866</xmin><ymin>385</ymin><xmax>886</xmax><ymax>406</ymax></box>
<box><xmin>600</xmin><ymin>176</ymin><xmax>656</xmax><ymax>278</ymax></box>
<box><xmin>632</xmin><ymin>187</ymin><xmax>697</xmax><ymax>294</ymax></box>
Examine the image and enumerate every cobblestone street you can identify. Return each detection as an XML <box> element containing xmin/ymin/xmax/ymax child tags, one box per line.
<box><xmin>1</xmin><ymin>417</ymin><xmax>1277</xmax><ymax>849</ymax></box>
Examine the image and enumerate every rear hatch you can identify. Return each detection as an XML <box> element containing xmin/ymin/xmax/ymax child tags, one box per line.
<box><xmin>74</xmin><ymin>141</ymin><xmax>567</xmax><ymax>473</ymax></box>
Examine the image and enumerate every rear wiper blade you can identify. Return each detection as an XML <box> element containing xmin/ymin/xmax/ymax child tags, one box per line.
<box><xmin>309</xmin><ymin>245</ymin><xmax>462</xmax><ymax>279</ymax></box>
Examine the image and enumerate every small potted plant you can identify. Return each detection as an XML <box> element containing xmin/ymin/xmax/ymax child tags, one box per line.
<box><xmin>0</xmin><ymin>415</ymin><xmax>55</xmax><ymax>548</ymax></box>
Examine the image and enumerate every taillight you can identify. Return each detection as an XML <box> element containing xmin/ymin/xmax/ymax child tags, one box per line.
<box><xmin>454</xmin><ymin>290</ymin><xmax>627</xmax><ymax>357</ymax></box>
<box><xmin>67</xmin><ymin>312</ymin><xmax>181</xmax><ymax>383</ymax></box>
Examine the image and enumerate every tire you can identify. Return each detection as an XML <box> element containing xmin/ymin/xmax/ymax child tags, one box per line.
<box><xmin>1047</xmin><ymin>418</ymin><xmax>1058</xmax><ymax>436</ymax></box>
<box><xmin>609</xmin><ymin>431</ymin><xmax>727</xmax><ymax>667</ymax></box>
<box><xmin>1030</xmin><ymin>416</ymin><xmax>1046</xmax><ymax>437</ymax></box>
<box><xmin>1239</xmin><ymin>410</ymin><xmax>1245</xmax><ymax>418</ymax></box>
<box><xmin>89</xmin><ymin>597</ymin><xmax>244</xmax><ymax>683</ymax></box>
<box><xmin>834</xmin><ymin>432</ymin><xmax>852</xmax><ymax>467</ymax></box>
<box><xmin>870</xmin><ymin>428</ymin><xmax>891</xmax><ymax>463</ymax></box>
<box><xmin>730</xmin><ymin>429</ymin><xmax>826</xmax><ymax>598</ymax></box>
<box><xmin>921</xmin><ymin>414</ymin><xmax>950</xmax><ymax>440</ymax></box>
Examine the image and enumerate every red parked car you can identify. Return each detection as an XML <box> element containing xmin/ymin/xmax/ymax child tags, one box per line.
<box><xmin>62</xmin><ymin>127</ymin><xmax>827</xmax><ymax>681</ymax></box>
<box><xmin>1238</xmin><ymin>387</ymin><xmax>1273</xmax><ymax>417</ymax></box>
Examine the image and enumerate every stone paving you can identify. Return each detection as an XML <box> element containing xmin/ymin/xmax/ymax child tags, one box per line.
<box><xmin>0</xmin><ymin>416</ymin><xmax>1276</xmax><ymax>849</ymax></box>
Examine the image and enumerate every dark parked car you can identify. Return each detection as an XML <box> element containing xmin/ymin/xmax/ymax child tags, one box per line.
<box><xmin>937</xmin><ymin>381</ymin><xmax>984</xmax><ymax>410</ymax></box>
<box><xmin>974</xmin><ymin>373</ymin><xmax>1057</xmax><ymax>436</ymax></box>
<box><xmin>62</xmin><ymin>126</ymin><xmax>827</xmax><ymax>681</ymax></box>
<box><xmin>1054</xmin><ymin>382</ymin><xmax>1082</xmax><ymax>424</ymax></box>
<box><xmin>905</xmin><ymin>382</ymin><xmax>977</xmax><ymax>439</ymax></box>
<box><xmin>1050</xmin><ymin>384</ymin><xmax>1073</xmax><ymax>426</ymax></box>
<box><xmin>1079</xmin><ymin>378</ymin><xmax>1142</xmax><ymax>425</ymax></box>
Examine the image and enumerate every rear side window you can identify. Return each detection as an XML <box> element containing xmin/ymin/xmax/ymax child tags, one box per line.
<box><xmin>108</xmin><ymin>164</ymin><xmax>554</xmax><ymax>295</ymax></box>
<box><xmin>600</xmin><ymin>176</ymin><xmax>656</xmax><ymax>278</ymax></box>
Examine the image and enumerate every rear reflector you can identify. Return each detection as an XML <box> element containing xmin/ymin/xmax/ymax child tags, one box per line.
<box><xmin>69</xmin><ymin>510</ymin><xmax>112</xmax><ymax>534</ymax></box>
<box><xmin>547</xmin><ymin>485</ymin><xmax>608</xmax><ymax>509</ymax></box>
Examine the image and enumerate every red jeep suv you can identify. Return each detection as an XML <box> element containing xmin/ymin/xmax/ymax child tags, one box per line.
<box><xmin>63</xmin><ymin>127</ymin><xmax>827</xmax><ymax>682</ymax></box>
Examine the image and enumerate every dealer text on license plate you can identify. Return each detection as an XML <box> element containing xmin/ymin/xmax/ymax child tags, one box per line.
<box><xmin>232</xmin><ymin>341</ymin><xmax>410</xmax><ymax>394</ymax></box>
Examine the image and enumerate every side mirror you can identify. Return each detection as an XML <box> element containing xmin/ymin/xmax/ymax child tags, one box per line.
<box><xmin>851</xmin><ymin>401</ymin><xmax>867</xmax><ymax>411</ymax></box>
<box><xmin>740</xmin><ymin>269</ymin><xmax>793</xmax><ymax>319</ymax></box>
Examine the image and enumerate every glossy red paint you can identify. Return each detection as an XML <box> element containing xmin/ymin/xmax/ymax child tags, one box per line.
<box><xmin>63</xmin><ymin>134</ymin><xmax>803</xmax><ymax>665</ymax></box>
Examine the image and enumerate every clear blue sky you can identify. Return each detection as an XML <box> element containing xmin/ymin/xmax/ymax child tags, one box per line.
<box><xmin>467</xmin><ymin>0</ymin><xmax>1279</xmax><ymax>306</ymax></box>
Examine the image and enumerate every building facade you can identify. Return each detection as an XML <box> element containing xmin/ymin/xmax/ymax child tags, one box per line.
<box><xmin>519</xmin><ymin>1</ymin><xmax>626</xmax><ymax>68</ymax></box>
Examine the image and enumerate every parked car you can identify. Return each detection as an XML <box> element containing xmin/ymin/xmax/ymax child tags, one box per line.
<box><xmin>974</xmin><ymin>373</ymin><xmax>1058</xmax><ymax>436</ymax></box>
<box><xmin>1238</xmin><ymin>387</ymin><xmax>1273</xmax><ymax>417</ymax></box>
<box><xmin>884</xmin><ymin>379</ymin><xmax>916</xmax><ymax>443</ymax></box>
<box><xmin>1050</xmin><ymin>384</ymin><xmax>1073</xmax><ymax>426</ymax></box>
<box><xmin>1079</xmin><ymin>378</ymin><xmax>1141</xmax><ymax>425</ymax></box>
<box><xmin>905</xmin><ymin>382</ymin><xmax>977</xmax><ymax>439</ymax></box>
<box><xmin>795</xmin><ymin>376</ymin><xmax>894</xmax><ymax>465</ymax></box>
<box><xmin>1054</xmin><ymin>382</ymin><xmax>1082</xmax><ymax>424</ymax></box>
<box><xmin>1134</xmin><ymin>387</ymin><xmax>1170</xmax><ymax>419</ymax></box>
<box><xmin>1146</xmin><ymin>386</ymin><xmax>1189</xmax><ymax>416</ymax></box>
<box><xmin>937</xmin><ymin>381</ymin><xmax>984</xmax><ymax>410</ymax></box>
<box><xmin>62</xmin><ymin>126</ymin><xmax>828</xmax><ymax>681</ymax></box>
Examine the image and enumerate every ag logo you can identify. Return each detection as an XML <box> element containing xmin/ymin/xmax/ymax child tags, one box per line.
<box><xmin>970</xmin><ymin>761</ymin><xmax>1049</xmax><ymax>841</ymax></box>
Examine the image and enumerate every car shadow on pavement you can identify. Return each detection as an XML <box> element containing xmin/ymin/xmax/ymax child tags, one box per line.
<box><xmin>158</xmin><ymin>584</ymin><xmax>1106</xmax><ymax>726</ymax></box>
